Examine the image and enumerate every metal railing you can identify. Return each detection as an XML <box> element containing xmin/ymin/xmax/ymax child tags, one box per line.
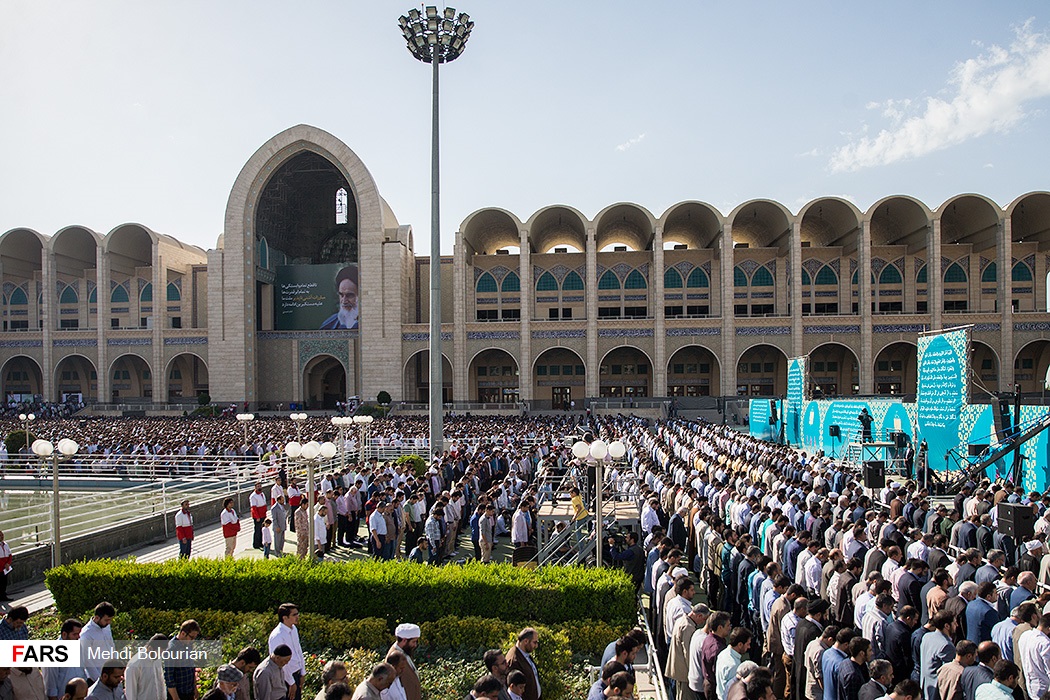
<box><xmin>0</xmin><ymin>453</ymin><xmax>266</xmax><ymax>479</ymax></box>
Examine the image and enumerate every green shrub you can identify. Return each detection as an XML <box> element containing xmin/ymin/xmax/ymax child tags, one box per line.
<box><xmin>5</xmin><ymin>430</ymin><xmax>29</xmax><ymax>455</ymax></box>
<box><xmin>395</xmin><ymin>454</ymin><xmax>427</xmax><ymax>478</ymax></box>
<box><xmin>46</xmin><ymin>559</ymin><xmax>635</xmax><ymax>625</ymax></box>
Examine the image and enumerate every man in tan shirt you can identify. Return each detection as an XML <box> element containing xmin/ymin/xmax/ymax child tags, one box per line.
<box><xmin>927</xmin><ymin>570</ymin><xmax>951</xmax><ymax>619</ymax></box>
<box><xmin>936</xmin><ymin>639</ymin><xmax>976</xmax><ymax>700</ymax></box>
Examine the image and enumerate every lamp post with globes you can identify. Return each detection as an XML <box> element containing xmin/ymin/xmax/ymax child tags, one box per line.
<box><xmin>284</xmin><ymin>439</ymin><xmax>337</xmax><ymax>560</ymax></box>
<box><xmin>331</xmin><ymin>416</ymin><xmax>354</xmax><ymax>472</ymax></box>
<box><xmin>571</xmin><ymin>438</ymin><xmax>626</xmax><ymax>567</ymax></box>
<box><xmin>18</xmin><ymin>412</ymin><xmax>35</xmax><ymax>455</ymax></box>
<box><xmin>236</xmin><ymin>413</ymin><xmax>255</xmax><ymax>453</ymax></box>
<box><xmin>290</xmin><ymin>412</ymin><xmax>308</xmax><ymax>442</ymax></box>
<box><xmin>31</xmin><ymin>437</ymin><xmax>79</xmax><ymax>568</ymax></box>
<box><xmin>397</xmin><ymin>6</ymin><xmax>473</xmax><ymax>460</ymax></box>
<box><xmin>353</xmin><ymin>414</ymin><xmax>374</xmax><ymax>463</ymax></box>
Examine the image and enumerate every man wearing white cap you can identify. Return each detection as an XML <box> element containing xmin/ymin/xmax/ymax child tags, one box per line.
<box><xmin>1020</xmin><ymin>541</ymin><xmax>1044</xmax><ymax>578</ymax></box>
<box><xmin>388</xmin><ymin>624</ymin><xmax>421</xmax><ymax>700</ymax></box>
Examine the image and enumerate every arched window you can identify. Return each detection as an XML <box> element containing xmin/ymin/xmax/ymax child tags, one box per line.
<box><xmin>537</xmin><ymin>272</ymin><xmax>559</xmax><ymax>291</ymax></box>
<box><xmin>140</xmin><ymin>283</ymin><xmax>153</xmax><ymax>303</ymax></box>
<box><xmin>59</xmin><ymin>285</ymin><xmax>78</xmax><ymax>305</ymax></box>
<box><xmin>501</xmin><ymin>272</ymin><xmax>520</xmax><ymax>293</ymax></box>
<box><xmin>258</xmin><ymin>237</ymin><xmax>269</xmax><ymax>269</ymax></box>
<box><xmin>686</xmin><ymin>268</ymin><xmax>709</xmax><ymax>288</ymax></box>
<box><xmin>623</xmin><ymin>270</ymin><xmax>647</xmax><ymax>289</ymax></box>
<box><xmin>944</xmin><ymin>263</ymin><xmax>967</xmax><ymax>283</ymax></box>
<box><xmin>733</xmin><ymin>267</ymin><xmax>748</xmax><ymax>287</ymax></box>
<box><xmin>981</xmin><ymin>262</ymin><xmax>997</xmax><ymax>283</ymax></box>
<box><xmin>916</xmin><ymin>265</ymin><xmax>928</xmax><ymax>284</ymax></box>
<box><xmin>9</xmin><ymin>288</ymin><xmax>27</xmax><ymax>306</ymax></box>
<box><xmin>1013</xmin><ymin>262</ymin><xmax>1034</xmax><ymax>282</ymax></box>
<box><xmin>815</xmin><ymin>266</ymin><xmax>838</xmax><ymax>286</ymax></box>
<box><xmin>801</xmin><ymin>269</ymin><xmax>812</xmax><ymax>286</ymax></box>
<box><xmin>751</xmin><ymin>267</ymin><xmax>774</xmax><ymax>287</ymax></box>
<box><xmin>476</xmin><ymin>273</ymin><xmax>497</xmax><ymax>293</ymax></box>
<box><xmin>88</xmin><ymin>287</ymin><xmax>97</xmax><ymax>304</ymax></box>
<box><xmin>111</xmin><ymin>285</ymin><xmax>129</xmax><ymax>304</ymax></box>
<box><xmin>167</xmin><ymin>282</ymin><xmax>181</xmax><ymax>302</ymax></box>
<box><xmin>664</xmin><ymin>269</ymin><xmax>683</xmax><ymax>289</ymax></box>
<box><xmin>562</xmin><ymin>272</ymin><xmax>584</xmax><ymax>291</ymax></box>
<box><xmin>598</xmin><ymin>271</ymin><xmax>621</xmax><ymax>290</ymax></box>
<box><xmin>878</xmin><ymin>266</ymin><xmax>902</xmax><ymax>285</ymax></box>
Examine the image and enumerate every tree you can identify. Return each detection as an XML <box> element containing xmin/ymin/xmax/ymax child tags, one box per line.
<box><xmin>376</xmin><ymin>391</ymin><xmax>391</xmax><ymax>405</ymax></box>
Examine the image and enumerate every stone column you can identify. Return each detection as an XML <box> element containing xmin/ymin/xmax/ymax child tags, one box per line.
<box><xmin>452</xmin><ymin>233</ymin><xmax>468</xmax><ymax>401</ymax></box>
<box><xmin>96</xmin><ymin>247</ymin><xmax>110</xmax><ymax>403</ymax></box>
<box><xmin>151</xmin><ymin>246</ymin><xmax>164</xmax><ymax>403</ymax></box>
<box><xmin>41</xmin><ymin>248</ymin><xmax>54</xmax><ymax>401</ymax></box>
<box><xmin>930</xmin><ymin>220</ymin><xmax>943</xmax><ymax>331</ymax></box>
<box><xmin>518</xmin><ymin>229</ymin><xmax>532</xmax><ymax>402</ymax></box>
<box><xmin>653</xmin><ymin>226</ymin><xmax>667</xmax><ymax>396</ymax></box>
<box><xmin>859</xmin><ymin>220</ymin><xmax>873</xmax><ymax>393</ymax></box>
<box><xmin>721</xmin><ymin>225</ymin><xmax>736</xmax><ymax>395</ymax></box>
<box><xmin>790</xmin><ymin>221</ymin><xmax>803</xmax><ymax>356</ymax></box>
<box><xmin>1000</xmin><ymin>218</ymin><xmax>1015</xmax><ymax>389</ymax></box>
<box><xmin>585</xmin><ymin>228</ymin><xmax>599</xmax><ymax>398</ymax></box>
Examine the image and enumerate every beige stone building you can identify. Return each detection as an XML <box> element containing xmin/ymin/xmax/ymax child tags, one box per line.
<box><xmin>2</xmin><ymin>124</ymin><xmax>1050</xmax><ymax>410</ymax></box>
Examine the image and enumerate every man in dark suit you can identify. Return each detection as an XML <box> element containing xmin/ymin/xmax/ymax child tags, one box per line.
<box><xmin>884</xmin><ymin>606</ymin><xmax>920</xmax><ymax>685</ymax></box>
<box><xmin>837</xmin><ymin>637</ymin><xmax>871</xmax><ymax>700</ymax></box>
<box><xmin>504</xmin><ymin>628</ymin><xmax>541</xmax><ymax>700</ymax></box>
<box><xmin>927</xmin><ymin>535</ymin><xmax>951</xmax><ymax>573</ymax></box>
<box><xmin>791</xmin><ymin>598</ymin><xmax>829</xmax><ymax>700</ymax></box>
<box><xmin>858</xmin><ymin>659</ymin><xmax>893</xmax><ymax>700</ymax></box>
<box><xmin>897</xmin><ymin>559</ymin><xmax>928</xmax><ymax>615</ymax></box>
<box><xmin>835</xmin><ymin>558</ymin><xmax>863</xmax><ymax>627</ymax></box>
<box><xmin>959</xmin><ymin>641</ymin><xmax>999</xmax><ymax>700</ymax></box>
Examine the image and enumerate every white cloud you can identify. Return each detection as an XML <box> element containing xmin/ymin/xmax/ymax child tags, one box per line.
<box><xmin>829</xmin><ymin>20</ymin><xmax>1050</xmax><ymax>172</ymax></box>
<box><xmin>615</xmin><ymin>133</ymin><xmax>646</xmax><ymax>152</ymax></box>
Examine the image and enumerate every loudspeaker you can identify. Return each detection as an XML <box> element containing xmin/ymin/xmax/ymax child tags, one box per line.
<box><xmin>769</xmin><ymin>416</ymin><xmax>777</xmax><ymax>425</ymax></box>
<box><xmin>998</xmin><ymin>503</ymin><xmax>1035</xmax><ymax>540</ymax></box>
<box><xmin>968</xmin><ymin>444</ymin><xmax>989</xmax><ymax>457</ymax></box>
<box><xmin>993</xmin><ymin>396</ymin><xmax>1014</xmax><ymax>442</ymax></box>
<box><xmin>769</xmin><ymin>400</ymin><xmax>778</xmax><ymax>422</ymax></box>
<box><xmin>828</xmin><ymin>425</ymin><xmax>840</xmax><ymax>438</ymax></box>
<box><xmin>891</xmin><ymin>431</ymin><xmax>908</xmax><ymax>449</ymax></box>
<box><xmin>863</xmin><ymin>460</ymin><xmax>886</xmax><ymax>489</ymax></box>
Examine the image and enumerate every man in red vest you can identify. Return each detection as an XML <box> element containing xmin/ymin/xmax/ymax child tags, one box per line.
<box><xmin>250</xmin><ymin>482</ymin><xmax>268</xmax><ymax>549</ymax></box>
<box><xmin>221</xmin><ymin>498</ymin><xmax>240</xmax><ymax>558</ymax></box>
<box><xmin>174</xmin><ymin>500</ymin><xmax>194</xmax><ymax>559</ymax></box>
<box><xmin>0</xmin><ymin>530</ymin><xmax>12</xmax><ymax>600</ymax></box>
<box><xmin>287</xmin><ymin>479</ymin><xmax>302</xmax><ymax>533</ymax></box>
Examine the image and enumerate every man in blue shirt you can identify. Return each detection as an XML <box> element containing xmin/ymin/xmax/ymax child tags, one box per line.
<box><xmin>966</xmin><ymin>582</ymin><xmax>1001</xmax><ymax>644</ymax></box>
<box><xmin>822</xmin><ymin>628</ymin><xmax>853</xmax><ymax>700</ymax></box>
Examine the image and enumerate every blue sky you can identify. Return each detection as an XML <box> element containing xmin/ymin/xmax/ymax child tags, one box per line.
<box><xmin>2</xmin><ymin>1</ymin><xmax>1049</xmax><ymax>254</ymax></box>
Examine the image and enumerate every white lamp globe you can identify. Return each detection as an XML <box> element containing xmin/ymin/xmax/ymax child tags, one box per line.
<box><xmin>284</xmin><ymin>441</ymin><xmax>303</xmax><ymax>459</ymax></box>
<box><xmin>571</xmin><ymin>441</ymin><xmax>589</xmax><ymax>459</ymax></box>
<box><xmin>608</xmin><ymin>441</ymin><xmax>626</xmax><ymax>459</ymax></box>
<box><xmin>319</xmin><ymin>442</ymin><xmax>337</xmax><ymax>459</ymax></box>
<box><xmin>590</xmin><ymin>439</ymin><xmax>608</xmax><ymax>460</ymax></box>
<box><xmin>57</xmin><ymin>438</ymin><xmax>79</xmax><ymax>456</ymax></box>
<box><xmin>301</xmin><ymin>441</ymin><xmax>321</xmax><ymax>460</ymax></box>
<box><xmin>32</xmin><ymin>439</ymin><xmax>53</xmax><ymax>457</ymax></box>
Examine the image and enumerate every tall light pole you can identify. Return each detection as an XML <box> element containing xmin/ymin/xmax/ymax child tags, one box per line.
<box><xmin>290</xmin><ymin>412</ymin><xmax>307</xmax><ymax>443</ymax></box>
<box><xmin>398</xmin><ymin>6</ymin><xmax>474</xmax><ymax>460</ymax></box>
<box><xmin>571</xmin><ymin>438</ymin><xmax>625</xmax><ymax>567</ymax></box>
<box><xmin>236</xmin><ymin>413</ymin><xmax>255</xmax><ymax>454</ymax></box>
<box><xmin>19</xmin><ymin>412</ymin><xmax>35</xmax><ymax>454</ymax></box>
<box><xmin>331</xmin><ymin>416</ymin><xmax>353</xmax><ymax>472</ymax></box>
<box><xmin>284</xmin><ymin>439</ymin><xmax>336</xmax><ymax>560</ymax></box>
<box><xmin>32</xmin><ymin>437</ymin><xmax>79</xmax><ymax>568</ymax></box>
<box><xmin>353</xmin><ymin>414</ymin><xmax>374</xmax><ymax>463</ymax></box>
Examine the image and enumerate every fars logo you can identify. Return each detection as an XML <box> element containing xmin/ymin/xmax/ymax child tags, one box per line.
<box><xmin>0</xmin><ymin>641</ymin><xmax>81</xmax><ymax>667</ymax></box>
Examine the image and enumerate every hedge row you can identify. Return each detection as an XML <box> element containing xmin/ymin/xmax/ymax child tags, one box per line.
<box><xmin>46</xmin><ymin>558</ymin><xmax>636</xmax><ymax>625</ymax></box>
<box><xmin>105</xmin><ymin>609</ymin><xmax>620</xmax><ymax>700</ymax></box>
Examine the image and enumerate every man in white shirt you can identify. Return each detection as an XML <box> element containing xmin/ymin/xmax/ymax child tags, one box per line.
<box><xmin>1019</xmin><ymin>612</ymin><xmax>1050</xmax><ymax>700</ymax></box>
<box><xmin>80</xmin><ymin>602</ymin><xmax>117</xmax><ymax>684</ymax></box>
<box><xmin>268</xmin><ymin>604</ymin><xmax>305</xmax><ymax>700</ymax></box>
<box><xmin>369</xmin><ymin>503</ymin><xmax>389</xmax><ymax>560</ymax></box>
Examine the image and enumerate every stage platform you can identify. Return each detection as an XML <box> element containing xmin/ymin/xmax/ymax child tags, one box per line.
<box><xmin>535</xmin><ymin>498</ymin><xmax>641</xmax><ymax>550</ymax></box>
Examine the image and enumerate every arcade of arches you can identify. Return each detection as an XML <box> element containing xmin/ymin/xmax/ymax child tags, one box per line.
<box><xmin>599</xmin><ymin>347</ymin><xmax>652</xmax><ymax>399</ymax></box>
<box><xmin>667</xmin><ymin>346</ymin><xmax>720</xmax><ymax>397</ymax></box>
<box><xmin>469</xmin><ymin>349</ymin><xmax>519</xmax><ymax>404</ymax></box>
<box><xmin>303</xmin><ymin>355</ymin><xmax>347</xmax><ymax>411</ymax></box>
<box><xmin>532</xmin><ymin>348</ymin><xmax>585</xmax><ymax>409</ymax></box>
<box><xmin>404</xmin><ymin>351</ymin><xmax>453</xmax><ymax>405</ymax></box>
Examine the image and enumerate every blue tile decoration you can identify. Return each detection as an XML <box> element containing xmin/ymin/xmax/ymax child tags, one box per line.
<box><xmin>257</xmin><ymin>331</ymin><xmax>360</xmax><ymax>340</ymax></box>
<box><xmin>623</xmin><ymin>294</ymin><xmax>646</xmax><ymax>301</ymax></box>
<box><xmin>1013</xmin><ymin>287</ymin><xmax>1033</xmax><ymax>294</ymax></box>
<box><xmin>751</xmin><ymin>292</ymin><xmax>774</xmax><ymax>299</ymax></box>
<box><xmin>736</xmin><ymin>327</ymin><xmax>790</xmax><ymax>336</ymax></box>
<box><xmin>599</xmin><ymin>295</ymin><xmax>620</xmax><ymax>302</ymax></box>
<box><xmin>111</xmin><ymin>307</ymin><xmax>128</xmax><ymax>313</ymax></box>
<box><xmin>53</xmin><ymin>338</ymin><xmax>97</xmax><ymax>347</ymax></box>
<box><xmin>532</xmin><ymin>330</ymin><xmax>585</xmax><ymax>338</ymax></box>
<box><xmin>299</xmin><ymin>338</ymin><xmax>349</xmax><ymax>373</ymax></box>
<box><xmin>476</xmin><ymin>298</ymin><xmax>498</xmax><ymax>304</ymax></box>
<box><xmin>850</xmin><ymin>258</ymin><xmax>857</xmax><ymax>276</ymax></box>
<box><xmin>536</xmin><ymin>296</ymin><xmax>558</xmax><ymax>303</ymax></box>
<box><xmin>562</xmin><ymin>295</ymin><xmax>584</xmax><ymax>302</ymax></box>
<box><xmin>880</xmin><ymin>290</ymin><xmax>902</xmax><ymax>297</ymax></box>
<box><xmin>686</xmin><ymin>294</ymin><xmax>709</xmax><ymax>300</ymax></box>
<box><xmin>700</xmin><ymin>260</ymin><xmax>712</xmax><ymax>276</ymax></box>
<box><xmin>401</xmin><ymin>332</ymin><xmax>453</xmax><ymax>341</ymax></box>
<box><xmin>667</xmin><ymin>327</ymin><xmax>721</xmax><ymax>336</ymax></box>
<box><xmin>611</xmin><ymin>262</ymin><xmax>634</xmax><ymax>280</ymax></box>
<box><xmin>467</xmin><ymin>331</ymin><xmax>520</xmax><ymax>340</ymax></box>
<box><xmin>734</xmin><ymin>292</ymin><xmax>748</xmax><ymax>299</ymax></box>
<box><xmin>804</xmin><ymin>325</ymin><xmax>860</xmax><ymax>334</ymax></box>
<box><xmin>0</xmin><ymin>339</ymin><xmax>42</xmax><ymax>348</ymax></box>
<box><xmin>802</xmin><ymin>258</ymin><xmax>824</xmax><ymax>276</ymax></box>
<box><xmin>944</xmin><ymin>289</ymin><xmax>966</xmax><ymax>296</ymax></box>
<box><xmin>108</xmin><ymin>338</ymin><xmax>151</xmax><ymax>346</ymax></box>
<box><xmin>60</xmin><ymin>309</ymin><xmax>78</xmax><ymax>315</ymax></box>
<box><xmin>738</xmin><ymin>259</ymin><xmax>761</xmax><ymax>276</ymax></box>
<box><xmin>664</xmin><ymin>294</ymin><xmax>683</xmax><ymax>301</ymax></box>
<box><xmin>164</xmin><ymin>336</ymin><xmax>208</xmax><ymax>345</ymax></box>
<box><xmin>503</xmin><ymin>297</ymin><xmax>520</xmax><ymax>304</ymax></box>
<box><xmin>803</xmin><ymin>292</ymin><xmax>812</xmax><ymax>298</ymax></box>
<box><xmin>871</xmin><ymin>257</ymin><xmax>886</xmax><ymax>275</ymax></box>
<box><xmin>829</xmin><ymin>258</ymin><xmax>840</xmax><ymax>274</ymax></box>
<box><xmin>973</xmin><ymin>323</ymin><xmax>1000</xmax><ymax>332</ymax></box>
<box><xmin>674</xmin><ymin>261</ymin><xmax>693</xmax><ymax>276</ymax></box>
<box><xmin>874</xmin><ymin>324</ymin><xmax>926</xmax><ymax>333</ymax></box>
<box><xmin>1014</xmin><ymin>322</ymin><xmax>1050</xmax><ymax>332</ymax></box>
<box><xmin>167</xmin><ymin>306</ymin><xmax>181</xmax><ymax>312</ymax></box>
<box><xmin>598</xmin><ymin>328</ymin><xmax>653</xmax><ymax>337</ymax></box>
<box><xmin>980</xmin><ymin>256</ymin><xmax>992</xmax><ymax>272</ymax></box>
<box><xmin>814</xmin><ymin>291</ymin><xmax>838</xmax><ymax>297</ymax></box>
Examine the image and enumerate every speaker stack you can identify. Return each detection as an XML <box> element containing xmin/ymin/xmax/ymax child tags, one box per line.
<box><xmin>863</xmin><ymin>460</ymin><xmax>886</xmax><ymax>489</ymax></box>
<box><xmin>998</xmin><ymin>503</ymin><xmax>1035</xmax><ymax>540</ymax></box>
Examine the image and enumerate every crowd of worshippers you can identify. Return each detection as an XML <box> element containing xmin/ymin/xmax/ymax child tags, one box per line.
<box><xmin>588</xmin><ymin>417</ymin><xmax>1050</xmax><ymax>700</ymax></box>
<box><xmin>0</xmin><ymin>600</ymin><xmax>560</xmax><ymax>700</ymax></box>
<box><xmin>0</xmin><ymin>414</ymin><xmax>582</xmax><ymax>465</ymax></box>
